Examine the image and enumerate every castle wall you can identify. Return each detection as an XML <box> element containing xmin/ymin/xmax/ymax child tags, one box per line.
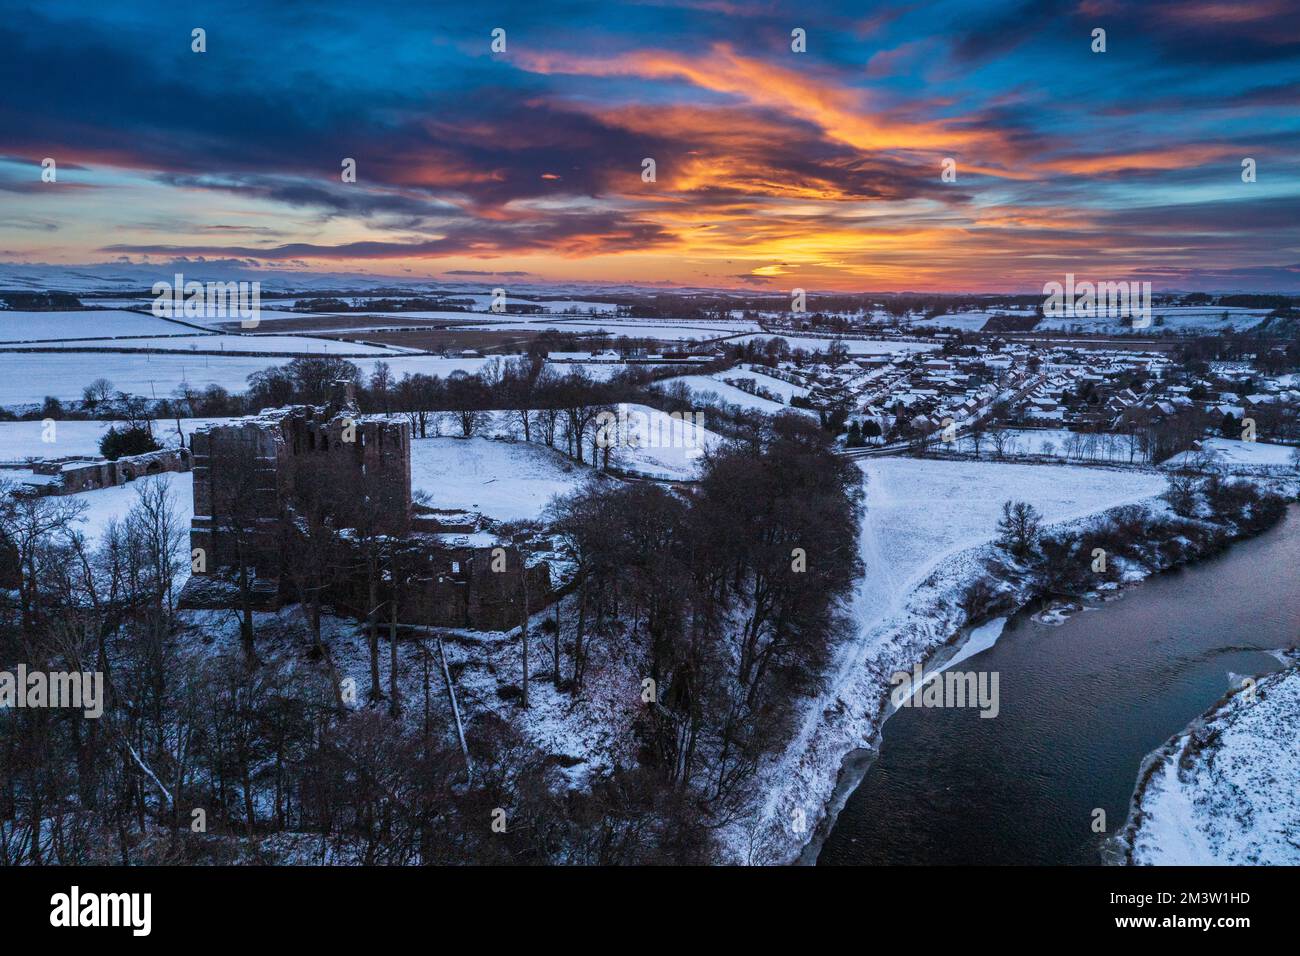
<box><xmin>184</xmin><ymin>387</ymin><xmax>551</xmax><ymax>631</ymax></box>
<box><xmin>22</xmin><ymin>447</ymin><xmax>190</xmax><ymax>496</ymax></box>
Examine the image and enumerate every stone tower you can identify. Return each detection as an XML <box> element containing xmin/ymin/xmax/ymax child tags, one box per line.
<box><xmin>190</xmin><ymin>385</ymin><xmax>412</xmax><ymax>583</ymax></box>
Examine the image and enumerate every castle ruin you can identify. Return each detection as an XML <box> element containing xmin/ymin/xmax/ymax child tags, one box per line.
<box><xmin>183</xmin><ymin>382</ymin><xmax>551</xmax><ymax>631</ymax></box>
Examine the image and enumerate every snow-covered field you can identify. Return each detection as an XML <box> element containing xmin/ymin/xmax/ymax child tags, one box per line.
<box><xmin>0</xmin><ymin>354</ymin><xmax>491</xmax><ymax>406</ymax></box>
<box><xmin>657</xmin><ymin>374</ymin><xmax>815</xmax><ymax>417</ymax></box>
<box><xmin>1125</xmin><ymin>661</ymin><xmax>1300</xmax><ymax>865</ymax></box>
<box><xmin>1036</xmin><ymin>306</ymin><xmax>1270</xmax><ymax>335</ymax></box>
<box><xmin>967</xmin><ymin>427</ymin><xmax>1141</xmax><ymax>463</ymax></box>
<box><xmin>543</xmin><ymin>361</ymin><xmax>689</xmax><ymax>381</ymax></box>
<box><xmin>912</xmin><ymin>311</ymin><xmax>1004</xmax><ymax>331</ymax></box>
<box><xmin>847</xmin><ymin>459</ymin><xmax>1167</xmax><ymax>629</ymax></box>
<box><xmin>739</xmin><ymin>368</ymin><xmax>812</xmax><ymax>402</ymax></box>
<box><xmin>0</xmin><ymin>309</ymin><xmax>192</xmax><ymax>341</ymax></box>
<box><xmin>207</xmin><ymin>309</ymin><xmax>471</xmax><ymax>328</ymax></box>
<box><xmin>532</xmin><ymin>300</ymin><xmax>621</xmax><ymax>314</ymax></box>
<box><xmin>603</xmin><ymin>403</ymin><xmax>724</xmax><ymax>480</ymax></box>
<box><xmin>410</xmin><ymin>436</ymin><xmax>590</xmax><ymax>522</ymax></box>
<box><xmin>461</xmin><ymin>319</ymin><xmax>756</xmax><ymax>340</ymax></box>
<box><xmin>0</xmin><ymin>417</ymin><xmax>233</xmax><ymax>460</ymax></box>
<box><xmin>1164</xmin><ymin>437</ymin><xmax>1297</xmax><ymax>472</ymax></box>
<box><xmin>725</xmin><ymin>333</ymin><xmax>939</xmax><ymax>355</ymax></box>
<box><xmin>65</xmin><ymin>471</ymin><xmax>195</xmax><ymax>556</ymax></box>
<box><xmin>730</xmin><ymin>457</ymin><xmax>1169</xmax><ymax>863</ymax></box>
<box><xmin>5</xmin><ymin>334</ymin><xmax>408</xmax><ymax>355</ymax></box>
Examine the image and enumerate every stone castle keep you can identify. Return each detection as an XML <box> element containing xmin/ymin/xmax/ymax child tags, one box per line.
<box><xmin>184</xmin><ymin>382</ymin><xmax>551</xmax><ymax>631</ymax></box>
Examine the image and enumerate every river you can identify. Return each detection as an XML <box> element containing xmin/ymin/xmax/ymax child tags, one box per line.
<box><xmin>817</xmin><ymin>505</ymin><xmax>1300</xmax><ymax>865</ymax></box>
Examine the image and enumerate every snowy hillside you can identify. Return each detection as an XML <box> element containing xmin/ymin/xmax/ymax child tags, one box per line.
<box><xmin>656</xmin><ymin>373</ymin><xmax>817</xmax><ymax>417</ymax></box>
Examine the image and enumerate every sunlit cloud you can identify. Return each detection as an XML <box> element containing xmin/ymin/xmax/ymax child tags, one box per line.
<box><xmin>0</xmin><ymin>1</ymin><xmax>1296</xmax><ymax>290</ymax></box>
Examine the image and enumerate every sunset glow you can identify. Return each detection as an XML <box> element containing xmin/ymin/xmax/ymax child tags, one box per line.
<box><xmin>1</xmin><ymin>0</ymin><xmax>1298</xmax><ymax>291</ymax></box>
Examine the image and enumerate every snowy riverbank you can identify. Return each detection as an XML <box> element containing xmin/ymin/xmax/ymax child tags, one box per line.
<box><xmin>1116</xmin><ymin>653</ymin><xmax>1300</xmax><ymax>865</ymax></box>
<box><xmin>721</xmin><ymin>458</ymin><xmax>1291</xmax><ymax>865</ymax></box>
<box><xmin>717</xmin><ymin>457</ymin><xmax>1170</xmax><ymax>864</ymax></box>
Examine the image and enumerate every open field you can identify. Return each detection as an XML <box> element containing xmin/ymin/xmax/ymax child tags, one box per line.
<box><xmin>0</xmin><ymin>309</ymin><xmax>197</xmax><ymax>341</ymax></box>
<box><xmin>724</xmin><ymin>333</ymin><xmax>940</xmax><ymax>354</ymax></box>
<box><xmin>658</xmin><ymin>373</ymin><xmax>816</xmax><ymax>416</ymax></box>
<box><xmin>409</xmin><ymin>436</ymin><xmax>591</xmax><ymax>523</ymax></box>
<box><xmin>0</xmin><ymin>353</ymin><xmax>492</xmax><ymax>406</ymax></box>
<box><xmin>311</xmin><ymin>327</ymin><xmax>553</xmax><ymax>354</ymax></box>
<box><xmin>3</xmin><ymin>334</ymin><xmax>412</xmax><ymax>356</ymax></box>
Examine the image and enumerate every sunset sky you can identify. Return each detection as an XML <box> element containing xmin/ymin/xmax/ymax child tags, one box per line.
<box><xmin>1</xmin><ymin>0</ymin><xmax>1298</xmax><ymax>291</ymax></box>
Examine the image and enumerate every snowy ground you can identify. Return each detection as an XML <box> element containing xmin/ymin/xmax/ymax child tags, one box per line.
<box><xmin>602</xmin><ymin>403</ymin><xmax>724</xmax><ymax>480</ymax></box>
<box><xmin>0</xmin><ymin>354</ymin><xmax>490</xmax><ymax>406</ymax></box>
<box><xmin>656</xmin><ymin>374</ymin><xmax>816</xmax><ymax>417</ymax></box>
<box><xmin>410</xmin><ymin>437</ymin><xmax>591</xmax><ymax>522</ymax></box>
<box><xmin>543</xmin><ymin>361</ymin><xmax>685</xmax><ymax>381</ymax></box>
<box><xmin>959</xmin><ymin>428</ymin><xmax>1142</xmax><ymax>463</ymax></box>
<box><xmin>0</xmin><ymin>309</ymin><xmax>194</xmax><ymax>340</ymax></box>
<box><xmin>5</xmin><ymin>334</ymin><xmax>409</xmax><ymax>355</ymax></box>
<box><xmin>62</xmin><ymin>471</ymin><xmax>195</xmax><ymax>564</ymax></box>
<box><xmin>723</xmin><ymin>333</ymin><xmax>939</xmax><ymax>355</ymax></box>
<box><xmin>737</xmin><ymin>367</ymin><xmax>812</xmax><ymax>402</ymax></box>
<box><xmin>1164</xmin><ymin>437</ymin><xmax>1297</xmax><ymax>473</ymax></box>
<box><xmin>725</xmin><ymin>457</ymin><xmax>1169</xmax><ymax>863</ymax></box>
<box><xmin>843</xmin><ymin>459</ymin><xmax>1167</xmax><ymax>635</ymax></box>
<box><xmin>1036</xmin><ymin>306</ymin><xmax>1271</xmax><ymax>335</ymax></box>
<box><xmin>459</xmin><ymin>318</ymin><xmax>757</xmax><ymax>340</ymax></box>
<box><xmin>1125</xmin><ymin>660</ymin><xmax>1300</xmax><ymax>865</ymax></box>
<box><xmin>911</xmin><ymin>311</ymin><xmax>1004</xmax><ymax>331</ymax></box>
<box><xmin>0</xmin><ymin>417</ymin><xmax>235</xmax><ymax>460</ymax></box>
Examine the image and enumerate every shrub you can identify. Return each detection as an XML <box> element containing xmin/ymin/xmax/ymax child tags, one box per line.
<box><xmin>99</xmin><ymin>425</ymin><xmax>161</xmax><ymax>460</ymax></box>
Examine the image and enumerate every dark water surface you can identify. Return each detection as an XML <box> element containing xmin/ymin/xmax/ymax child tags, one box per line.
<box><xmin>818</xmin><ymin>506</ymin><xmax>1300</xmax><ymax>865</ymax></box>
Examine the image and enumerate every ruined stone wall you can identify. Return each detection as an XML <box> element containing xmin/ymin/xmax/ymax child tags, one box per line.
<box><xmin>26</xmin><ymin>447</ymin><xmax>190</xmax><ymax>495</ymax></box>
<box><xmin>184</xmin><ymin>393</ymin><xmax>556</xmax><ymax>632</ymax></box>
<box><xmin>277</xmin><ymin>409</ymin><xmax>412</xmax><ymax>537</ymax></box>
<box><xmin>328</xmin><ymin>542</ymin><xmax>553</xmax><ymax>632</ymax></box>
<box><xmin>190</xmin><ymin>418</ymin><xmax>284</xmax><ymax>577</ymax></box>
<box><xmin>462</xmin><ymin>548</ymin><xmax>553</xmax><ymax>632</ymax></box>
<box><xmin>190</xmin><ymin>404</ymin><xmax>412</xmax><ymax>579</ymax></box>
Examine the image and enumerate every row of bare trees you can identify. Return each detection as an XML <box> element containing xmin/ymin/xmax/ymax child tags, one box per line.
<box><xmin>545</xmin><ymin>413</ymin><xmax>863</xmax><ymax>824</ymax></box>
<box><xmin>0</xmin><ymin>472</ymin><xmax>713</xmax><ymax>864</ymax></box>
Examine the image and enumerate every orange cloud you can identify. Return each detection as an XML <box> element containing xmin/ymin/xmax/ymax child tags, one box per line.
<box><xmin>1039</xmin><ymin>144</ymin><xmax>1243</xmax><ymax>175</ymax></box>
<box><xmin>513</xmin><ymin>43</ymin><xmax>1016</xmax><ymax>162</ymax></box>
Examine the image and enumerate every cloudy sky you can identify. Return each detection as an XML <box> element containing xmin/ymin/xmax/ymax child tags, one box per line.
<box><xmin>1</xmin><ymin>0</ymin><xmax>1298</xmax><ymax>291</ymax></box>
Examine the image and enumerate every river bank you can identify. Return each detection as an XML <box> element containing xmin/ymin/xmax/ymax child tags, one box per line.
<box><xmin>1113</xmin><ymin>650</ymin><xmax>1300</xmax><ymax>865</ymax></box>
<box><xmin>726</xmin><ymin>461</ymin><xmax>1293</xmax><ymax>865</ymax></box>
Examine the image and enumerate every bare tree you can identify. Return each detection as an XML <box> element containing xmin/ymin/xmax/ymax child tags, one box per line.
<box><xmin>206</xmin><ymin>439</ymin><xmax>266</xmax><ymax>663</ymax></box>
<box><xmin>996</xmin><ymin>500</ymin><xmax>1042</xmax><ymax>558</ymax></box>
<box><xmin>127</xmin><ymin>476</ymin><xmax>187</xmax><ymax>618</ymax></box>
<box><xmin>987</xmin><ymin>424</ymin><xmax>1013</xmax><ymax>460</ymax></box>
